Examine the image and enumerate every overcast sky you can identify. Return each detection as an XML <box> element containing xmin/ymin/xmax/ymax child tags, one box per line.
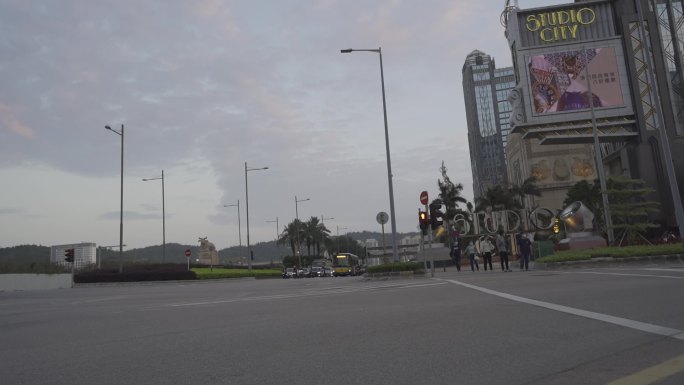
<box><xmin>0</xmin><ymin>0</ymin><xmax>558</xmax><ymax>250</ymax></box>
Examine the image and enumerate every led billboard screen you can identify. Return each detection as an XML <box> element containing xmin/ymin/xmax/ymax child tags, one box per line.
<box><xmin>528</xmin><ymin>47</ymin><xmax>624</xmax><ymax>114</ymax></box>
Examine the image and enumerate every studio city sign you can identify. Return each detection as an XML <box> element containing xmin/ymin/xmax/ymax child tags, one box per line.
<box><xmin>453</xmin><ymin>207</ymin><xmax>555</xmax><ymax>236</ymax></box>
<box><xmin>525</xmin><ymin>7</ymin><xmax>596</xmax><ymax>43</ymax></box>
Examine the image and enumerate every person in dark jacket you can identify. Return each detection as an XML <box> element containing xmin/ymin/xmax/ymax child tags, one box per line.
<box><xmin>517</xmin><ymin>234</ymin><xmax>532</xmax><ymax>271</ymax></box>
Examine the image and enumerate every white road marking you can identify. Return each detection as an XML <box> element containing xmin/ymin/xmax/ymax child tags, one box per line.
<box><xmin>441</xmin><ymin>278</ymin><xmax>684</xmax><ymax>341</ymax></box>
<box><xmin>166</xmin><ymin>281</ymin><xmax>447</xmax><ymax>307</ymax></box>
<box><xmin>558</xmin><ymin>271</ymin><xmax>684</xmax><ymax>279</ymax></box>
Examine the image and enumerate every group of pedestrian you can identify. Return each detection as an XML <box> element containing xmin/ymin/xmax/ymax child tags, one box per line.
<box><xmin>450</xmin><ymin>231</ymin><xmax>533</xmax><ymax>272</ymax></box>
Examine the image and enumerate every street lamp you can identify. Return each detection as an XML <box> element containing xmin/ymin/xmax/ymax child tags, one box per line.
<box><xmin>295</xmin><ymin>196</ymin><xmax>310</xmax><ymax>268</ymax></box>
<box><xmin>266</xmin><ymin>217</ymin><xmax>279</xmax><ymax>242</ymax></box>
<box><xmin>321</xmin><ymin>215</ymin><xmax>335</xmax><ymax>225</ymax></box>
<box><xmin>105</xmin><ymin>124</ymin><xmax>124</xmax><ymax>273</ymax></box>
<box><xmin>142</xmin><ymin>170</ymin><xmax>165</xmax><ymax>263</ymax></box>
<box><xmin>340</xmin><ymin>47</ymin><xmax>399</xmax><ymax>262</ymax></box>
<box><xmin>245</xmin><ymin>162</ymin><xmax>268</xmax><ymax>271</ymax></box>
<box><xmin>336</xmin><ymin>225</ymin><xmax>348</xmax><ymax>253</ymax></box>
<box><xmin>224</xmin><ymin>201</ymin><xmax>242</xmax><ymax>260</ymax></box>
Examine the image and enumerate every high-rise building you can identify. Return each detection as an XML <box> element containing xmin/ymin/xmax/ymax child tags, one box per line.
<box><xmin>462</xmin><ymin>51</ymin><xmax>512</xmax><ymax>201</ymax></box>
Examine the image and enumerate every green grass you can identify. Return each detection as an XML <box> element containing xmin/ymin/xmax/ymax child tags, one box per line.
<box><xmin>536</xmin><ymin>243</ymin><xmax>684</xmax><ymax>263</ymax></box>
<box><xmin>192</xmin><ymin>267</ymin><xmax>282</xmax><ymax>279</ymax></box>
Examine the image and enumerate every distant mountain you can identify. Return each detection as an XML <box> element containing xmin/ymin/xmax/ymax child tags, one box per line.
<box><xmin>0</xmin><ymin>231</ymin><xmax>420</xmax><ymax>267</ymax></box>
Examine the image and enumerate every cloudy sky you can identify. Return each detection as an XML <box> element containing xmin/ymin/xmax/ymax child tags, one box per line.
<box><xmin>0</xmin><ymin>0</ymin><xmax>558</xmax><ymax>250</ymax></box>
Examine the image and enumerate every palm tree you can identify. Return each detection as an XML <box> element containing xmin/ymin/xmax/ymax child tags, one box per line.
<box><xmin>278</xmin><ymin>219</ymin><xmax>304</xmax><ymax>257</ymax></box>
<box><xmin>510</xmin><ymin>176</ymin><xmax>542</xmax><ymax>210</ymax></box>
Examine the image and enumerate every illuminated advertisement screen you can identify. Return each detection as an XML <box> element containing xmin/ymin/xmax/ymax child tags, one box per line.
<box><xmin>528</xmin><ymin>47</ymin><xmax>624</xmax><ymax>114</ymax></box>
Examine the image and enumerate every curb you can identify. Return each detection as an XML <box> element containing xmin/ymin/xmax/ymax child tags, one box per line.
<box><xmin>534</xmin><ymin>254</ymin><xmax>684</xmax><ymax>270</ymax></box>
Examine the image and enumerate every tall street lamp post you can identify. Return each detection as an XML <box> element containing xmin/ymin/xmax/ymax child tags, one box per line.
<box><xmin>245</xmin><ymin>162</ymin><xmax>268</xmax><ymax>271</ymax></box>
<box><xmin>321</xmin><ymin>215</ymin><xmax>334</xmax><ymax>225</ymax></box>
<box><xmin>224</xmin><ymin>201</ymin><xmax>242</xmax><ymax>259</ymax></box>
<box><xmin>266</xmin><ymin>217</ymin><xmax>279</xmax><ymax>242</ymax></box>
<box><xmin>295</xmin><ymin>196</ymin><xmax>310</xmax><ymax>268</ymax></box>
<box><xmin>142</xmin><ymin>170</ymin><xmax>165</xmax><ymax>263</ymax></box>
<box><xmin>340</xmin><ymin>47</ymin><xmax>399</xmax><ymax>262</ymax></box>
<box><xmin>105</xmin><ymin>124</ymin><xmax>124</xmax><ymax>273</ymax></box>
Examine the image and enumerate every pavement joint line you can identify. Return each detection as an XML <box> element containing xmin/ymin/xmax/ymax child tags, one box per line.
<box><xmin>555</xmin><ymin>271</ymin><xmax>684</xmax><ymax>279</ymax></box>
<box><xmin>440</xmin><ymin>278</ymin><xmax>684</xmax><ymax>341</ymax></box>
<box><xmin>165</xmin><ymin>281</ymin><xmax>447</xmax><ymax>307</ymax></box>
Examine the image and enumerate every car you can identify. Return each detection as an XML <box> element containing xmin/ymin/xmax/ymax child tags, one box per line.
<box><xmin>282</xmin><ymin>268</ymin><xmax>296</xmax><ymax>279</ymax></box>
<box><xmin>322</xmin><ymin>266</ymin><xmax>334</xmax><ymax>277</ymax></box>
<box><xmin>309</xmin><ymin>266</ymin><xmax>326</xmax><ymax>277</ymax></box>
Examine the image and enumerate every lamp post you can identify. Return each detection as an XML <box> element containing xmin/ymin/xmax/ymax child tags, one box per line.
<box><xmin>142</xmin><ymin>170</ymin><xmax>165</xmax><ymax>263</ymax></box>
<box><xmin>224</xmin><ymin>201</ymin><xmax>242</xmax><ymax>259</ymax></box>
<box><xmin>320</xmin><ymin>215</ymin><xmax>334</xmax><ymax>225</ymax></box>
<box><xmin>336</xmin><ymin>225</ymin><xmax>348</xmax><ymax>253</ymax></box>
<box><xmin>295</xmin><ymin>196</ymin><xmax>310</xmax><ymax>268</ymax></box>
<box><xmin>245</xmin><ymin>162</ymin><xmax>268</xmax><ymax>271</ymax></box>
<box><xmin>340</xmin><ymin>47</ymin><xmax>399</xmax><ymax>262</ymax></box>
<box><xmin>104</xmin><ymin>124</ymin><xmax>124</xmax><ymax>273</ymax></box>
<box><xmin>266</xmin><ymin>217</ymin><xmax>279</xmax><ymax>242</ymax></box>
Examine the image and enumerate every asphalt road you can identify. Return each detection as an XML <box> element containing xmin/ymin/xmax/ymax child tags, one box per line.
<box><xmin>1</xmin><ymin>264</ymin><xmax>683</xmax><ymax>385</ymax></box>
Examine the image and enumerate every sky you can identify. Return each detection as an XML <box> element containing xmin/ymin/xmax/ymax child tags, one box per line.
<box><xmin>0</xmin><ymin>0</ymin><xmax>560</xmax><ymax>250</ymax></box>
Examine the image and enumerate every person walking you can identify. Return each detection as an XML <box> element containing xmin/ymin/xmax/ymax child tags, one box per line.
<box><xmin>466</xmin><ymin>240</ymin><xmax>479</xmax><ymax>272</ymax></box>
<box><xmin>479</xmin><ymin>237</ymin><xmax>494</xmax><ymax>271</ymax></box>
<box><xmin>451</xmin><ymin>237</ymin><xmax>462</xmax><ymax>272</ymax></box>
<box><xmin>517</xmin><ymin>234</ymin><xmax>532</xmax><ymax>271</ymax></box>
<box><xmin>496</xmin><ymin>230</ymin><xmax>511</xmax><ymax>272</ymax></box>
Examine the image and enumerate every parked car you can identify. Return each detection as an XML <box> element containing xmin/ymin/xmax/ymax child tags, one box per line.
<box><xmin>310</xmin><ymin>266</ymin><xmax>325</xmax><ymax>277</ymax></box>
<box><xmin>282</xmin><ymin>268</ymin><xmax>296</xmax><ymax>279</ymax></box>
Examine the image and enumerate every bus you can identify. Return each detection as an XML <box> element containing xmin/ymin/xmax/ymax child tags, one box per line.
<box><xmin>332</xmin><ymin>253</ymin><xmax>360</xmax><ymax>276</ymax></box>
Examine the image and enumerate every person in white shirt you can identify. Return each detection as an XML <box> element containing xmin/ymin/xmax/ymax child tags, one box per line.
<box><xmin>479</xmin><ymin>237</ymin><xmax>495</xmax><ymax>271</ymax></box>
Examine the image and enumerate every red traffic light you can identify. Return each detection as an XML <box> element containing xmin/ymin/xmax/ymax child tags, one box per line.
<box><xmin>64</xmin><ymin>248</ymin><xmax>75</xmax><ymax>262</ymax></box>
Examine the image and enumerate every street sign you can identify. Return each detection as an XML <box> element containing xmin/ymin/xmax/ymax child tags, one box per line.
<box><xmin>376</xmin><ymin>211</ymin><xmax>389</xmax><ymax>225</ymax></box>
<box><xmin>420</xmin><ymin>191</ymin><xmax>429</xmax><ymax>205</ymax></box>
<box><xmin>185</xmin><ymin>249</ymin><xmax>191</xmax><ymax>257</ymax></box>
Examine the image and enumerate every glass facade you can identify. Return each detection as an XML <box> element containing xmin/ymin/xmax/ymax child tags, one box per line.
<box><xmin>656</xmin><ymin>0</ymin><xmax>684</xmax><ymax>135</ymax></box>
<box><xmin>463</xmin><ymin>50</ymin><xmax>512</xmax><ymax>199</ymax></box>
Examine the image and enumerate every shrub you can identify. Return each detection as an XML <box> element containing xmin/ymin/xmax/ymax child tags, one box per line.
<box><xmin>193</xmin><ymin>268</ymin><xmax>281</xmax><ymax>279</ymax></box>
<box><xmin>75</xmin><ymin>264</ymin><xmax>196</xmax><ymax>283</ymax></box>
<box><xmin>536</xmin><ymin>243</ymin><xmax>683</xmax><ymax>263</ymax></box>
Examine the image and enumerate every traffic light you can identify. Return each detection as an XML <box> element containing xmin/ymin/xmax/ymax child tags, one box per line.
<box><xmin>418</xmin><ymin>210</ymin><xmax>428</xmax><ymax>234</ymax></box>
<box><xmin>553</xmin><ymin>217</ymin><xmax>561</xmax><ymax>234</ymax></box>
<box><xmin>64</xmin><ymin>248</ymin><xmax>75</xmax><ymax>263</ymax></box>
<box><xmin>429</xmin><ymin>203</ymin><xmax>444</xmax><ymax>230</ymax></box>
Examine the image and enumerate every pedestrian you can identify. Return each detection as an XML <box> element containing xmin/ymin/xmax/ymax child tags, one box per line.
<box><xmin>466</xmin><ymin>240</ymin><xmax>479</xmax><ymax>272</ymax></box>
<box><xmin>479</xmin><ymin>237</ymin><xmax>494</xmax><ymax>271</ymax></box>
<box><xmin>517</xmin><ymin>234</ymin><xmax>532</xmax><ymax>271</ymax></box>
<box><xmin>451</xmin><ymin>237</ymin><xmax>462</xmax><ymax>272</ymax></box>
<box><xmin>496</xmin><ymin>230</ymin><xmax>511</xmax><ymax>272</ymax></box>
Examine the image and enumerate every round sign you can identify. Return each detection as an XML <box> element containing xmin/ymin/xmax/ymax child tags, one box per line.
<box><xmin>376</xmin><ymin>211</ymin><xmax>389</xmax><ymax>225</ymax></box>
<box><xmin>420</xmin><ymin>191</ymin><xmax>429</xmax><ymax>205</ymax></box>
<box><xmin>185</xmin><ymin>249</ymin><xmax>191</xmax><ymax>257</ymax></box>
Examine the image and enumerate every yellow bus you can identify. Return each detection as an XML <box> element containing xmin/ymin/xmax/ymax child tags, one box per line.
<box><xmin>332</xmin><ymin>253</ymin><xmax>359</xmax><ymax>276</ymax></box>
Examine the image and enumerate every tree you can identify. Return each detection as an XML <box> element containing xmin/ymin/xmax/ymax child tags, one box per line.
<box><xmin>475</xmin><ymin>185</ymin><xmax>519</xmax><ymax>212</ymax></box>
<box><xmin>563</xmin><ymin>179</ymin><xmax>603</xmax><ymax>234</ymax></box>
<box><xmin>437</xmin><ymin>162</ymin><xmax>469</xmax><ymax>221</ymax></box>
<box><xmin>278</xmin><ymin>219</ymin><xmax>305</xmax><ymax>257</ymax></box>
<box><xmin>510</xmin><ymin>176</ymin><xmax>542</xmax><ymax>210</ymax></box>
<box><xmin>606</xmin><ymin>176</ymin><xmax>660</xmax><ymax>245</ymax></box>
<box><xmin>303</xmin><ymin>217</ymin><xmax>330</xmax><ymax>256</ymax></box>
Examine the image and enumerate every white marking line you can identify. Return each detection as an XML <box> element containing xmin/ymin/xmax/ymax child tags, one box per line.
<box><xmin>560</xmin><ymin>271</ymin><xmax>684</xmax><ymax>279</ymax></box>
<box><xmin>442</xmin><ymin>278</ymin><xmax>684</xmax><ymax>341</ymax></box>
<box><xmin>167</xmin><ymin>281</ymin><xmax>447</xmax><ymax>307</ymax></box>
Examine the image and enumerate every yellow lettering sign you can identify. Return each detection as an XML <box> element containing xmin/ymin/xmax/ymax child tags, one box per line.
<box><xmin>525</xmin><ymin>7</ymin><xmax>596</xmax><ymax>43</ymax></box>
